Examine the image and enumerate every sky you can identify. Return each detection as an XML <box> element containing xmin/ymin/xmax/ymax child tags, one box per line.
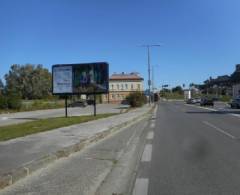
<box><xmin>1</xmin><ymin>0</ymin><xmax>240</xmax><ymax>89</ymax></box>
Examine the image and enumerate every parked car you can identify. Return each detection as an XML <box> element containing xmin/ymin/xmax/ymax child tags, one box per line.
<box><xmin>230</xmin><ymin>98</ymin><xmax>240</xmax><ymax>109</ymax></box>
<box><xmin>68</xmin><ymin>100</ymin><xmax>87</xmax><ymax>107</ymax></box>
<box><xmin>200</xmin><ymin>98</ymin><xmax>214</xmax><ymax>106</ymax></box>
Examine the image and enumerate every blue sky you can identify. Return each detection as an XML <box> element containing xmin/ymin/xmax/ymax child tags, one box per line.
<box><xmin>1</xmin><ymin>0</ymin><xmax>240</xmax><ymax>89</ymax></box>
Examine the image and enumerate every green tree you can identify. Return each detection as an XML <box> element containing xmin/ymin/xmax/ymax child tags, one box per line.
<box><xmin>0</xmin><ymin>79</ymin><xmax>4</xmax><ymax>95</ymax></box>
<box><xmin>172</xmin><ymin>86</ymin><xmax>183</xmax><ymax>94</ymax></box>
<box><xmin>5</xmin><ymin>64</ymin><xmax>52</xmax><ymax>99</ymax></box>
<box><xmin>126</xmin><ymin>92</ymin><xmax>147</xmax><ymax>107</ymax></box>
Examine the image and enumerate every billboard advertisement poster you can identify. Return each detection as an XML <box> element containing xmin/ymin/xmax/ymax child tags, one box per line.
<box><xmin>52</xmin><ymin>62</ymin><xmax>109</xmax><ymax>95</ymax></box>
<box><xmin>52</xmin><ymin>66</ymin><xmax>73</xmax><ymax>94</ymax></box>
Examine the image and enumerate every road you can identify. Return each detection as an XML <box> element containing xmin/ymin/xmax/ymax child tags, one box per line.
<box><xmin>133</xmin><ymin>101</ymin><xmax>240</xmax><ymax>195</ymax></box>
<box><xmin>0</xmin><ymin>104</ymin><xmax>128</xmax><ymax>126</ymax></box>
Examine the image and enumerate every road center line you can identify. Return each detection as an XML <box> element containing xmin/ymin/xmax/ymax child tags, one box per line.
<box><xmin>147</xmin><ymin>131</ymin><xmax>154</xmax><ymax>139</ymax></box>
<box><xmin>141</xmin><ymin>144</ymin><xmax>152</xmax><ymax>162</ymax></box>
<box><xmin>132</xmin><ymin>178</ymin><xmax>149</xmax><ymax>195</ymax></box>
<box><xmin>202</xmin><ymin>121</ymin><xmax>236</xmax><ymax>139</ymax></box>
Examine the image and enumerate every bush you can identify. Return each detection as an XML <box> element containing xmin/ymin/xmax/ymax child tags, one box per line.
<box><xmin>7</xmin><ymin>95</ymin><xmax>22</xmax><ymax>110</ymax></box>
<box><xmin>126</xmin><ymin>92</ymin><xmax>147</xmax><ymax>107</ymax></box>
<box><xmin>0</xmin><ymin>96</ymin><xmax>8</xmax><ymax>109</ymax></box>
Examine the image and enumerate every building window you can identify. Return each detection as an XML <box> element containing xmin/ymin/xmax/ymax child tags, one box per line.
<box><xmin>131</xmin><ymin>84</ymin><xmax>134</xmax><ymax>90</ymax></box>
<box><xmin>111</xmin><ymin>84</ymin><xmax>114</xmax><ymax>90</ymax></box>
<box><xmin>125</xmin><ymin>84</ymin><xmax>128</xmax><ymax>89</ymax></box>
<box><xmin>137</xmin><ymin>84</ymin><xmax>141</xmax><ymax>90</ymax></box>
<box><xmin>112</xmin><ymin>94</ymin><xmax>115</xmax><ymax>99</ymax></box>
<box><xmin>117</xmin><ymin>84</ymin><xmax>119</xmax><ymax>90</ymax></box>
<box><xmin>121</xmin><ymin>84</ymin><xmax>124</xmax><ymax>90</ymax></box>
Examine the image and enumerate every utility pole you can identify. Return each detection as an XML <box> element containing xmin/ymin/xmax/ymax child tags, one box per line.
<box><xmin>152</xmin><ymin>64</ymin><xmax>154</xmax><ymax>93</ymax></box>
<box><xmin>141</xmin><ymin>45</ymin><xmax>161</xmax><ymax>105</ymax></box>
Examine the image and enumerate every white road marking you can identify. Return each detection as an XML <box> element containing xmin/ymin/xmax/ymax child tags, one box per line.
<box><xmin>150</xmin><ymin>121</ymin><xmax>155</xmax><ymax>128</ymax></box>
<box><xmin>202</xmin><ymin>121</ymin><xmax>236</xmax><ymax>139</ymax></box>
<box><xmin>185</xmin><ymin>104</ymin><xmax>217</xmax><ymax>111</ymax></box>
<box><xmin>132</xmin><ymin>178</ymin><xmax>149</xmax><ymax>195</ymax></box>
<box><xmin>1</xmin><ymin>117</ymin><xmax>8</xmax><ymax>120</ymax></box>
<box><xmin>147</xmin><ymin>131</ymin><xmax>154</xmax><ymax>140</ymax></box>
<box><xmin>154</xmin><ymin>105</ymin><xmax>158</xmax><ymax>115</ymax></box>
<box><xmin>185</xmin><ymin>103</ymin><xmax>240</xmax><ymax>119</ymax></box>
<box><xmin>231</xmin><ymin>114</ymin><xmax>240</xmax><ymax>118</ymax></box>
<box><xmin>141</xmin><ymin>144</ymin><xmax>152</xmax><ymax>162</ymax></box>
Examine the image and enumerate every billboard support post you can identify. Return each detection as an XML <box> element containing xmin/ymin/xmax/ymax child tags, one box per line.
<box><xmin>52</xmin><ymin>62</ymin><xmax>109</xmax><ymax>118</ymax></box>
<box><xmin>93</xmin><ymin>94</ymin><xmax>96</xmax><ymax>116</ymax></box>
<box><xmin>65</xmin><ymin>96</ymin><xmax>68</xmax><ymax>118</ymax></box>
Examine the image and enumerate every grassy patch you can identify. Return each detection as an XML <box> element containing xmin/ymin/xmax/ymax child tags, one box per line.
<box><xmin>0</xmin><ymin>113</ymin><xmax>117</xmax><ymax>141</ymax></box>
<box><xmin>161</xmin><ymin>92</ymin><xmax>184</xmax><ymax>100</ymax></box>
<box><xmin>0</xmin><ymin>100</ymin><xmax>65</xmax><ymax>114</ymax></box>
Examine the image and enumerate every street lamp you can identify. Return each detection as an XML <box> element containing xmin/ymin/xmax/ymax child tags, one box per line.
<box><xmin>141</xmin><ymin>45</ymin><xmax>161</xmax><ymax>105</ymax></box>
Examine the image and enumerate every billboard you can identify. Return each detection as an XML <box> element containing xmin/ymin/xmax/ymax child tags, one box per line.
<box><xmin>52</xmin><ymin>62</ymin><xmax>109</xmax><ymax>95</ymax></box>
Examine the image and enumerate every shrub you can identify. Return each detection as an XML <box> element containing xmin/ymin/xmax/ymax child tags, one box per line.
<box><xmin>0</xmin><ymin>96</ymin><xmax>8</xmax><ymax>109</ymax></box>
<box><xmin>126</xmin><ymin>92</ymin><xmax>147</xmax><ymax>107</ymax></box>
<box><xmin>7</xmin><ymin>95</ymin><xmax>22</xmax><ymax>110</ymax></box>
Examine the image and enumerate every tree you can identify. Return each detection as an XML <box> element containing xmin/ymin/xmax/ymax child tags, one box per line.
<box><xmin>126</xmin><ymin>92</ymin><xmax>147</xmax><ymax>107</ymax></box>
<box><xmin>5</xmin><ymin>64</ymin><xmax>52</xmax><ymax>99</ymax></box>
<box><xmin>172</xmin><ymin>86</ymin><xmax>183</xmax><ymax>94</ymax></box>
<box><xmin>0</xmin><ymin>79</ymin><xmax>4</xmax><ymax>95</ymax></box>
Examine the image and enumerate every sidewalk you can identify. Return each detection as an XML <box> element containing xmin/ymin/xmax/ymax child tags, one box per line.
<box><xmin>0</xmin><ymin>105</ymin><xmax>152</xmax><ymax>189</ymax></box>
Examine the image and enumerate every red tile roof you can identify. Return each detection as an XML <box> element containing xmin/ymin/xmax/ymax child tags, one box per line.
<box><xmin>110</xmin><ymin>73</ymin><xmax>144</xmax><ymax>81</ymax></box>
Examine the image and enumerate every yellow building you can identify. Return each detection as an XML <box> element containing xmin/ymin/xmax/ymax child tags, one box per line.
<box><xmin>102</xmin><ymin>72</ymin><xmax>144</xmax><ymax>104</ymax></box>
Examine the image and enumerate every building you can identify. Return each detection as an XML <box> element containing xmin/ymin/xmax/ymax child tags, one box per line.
<box><xmin>102</xmin><ymin>72</ymin><xmax>144</xmax><ymax>104</ymax></box>
<box><xmin>231</xmin><ymin>64</ymin><xmax>240</xmax><ymax>98</ymax></box>
<box><xmin>202</xmin><ymin>75</ymin><xmax>232</xmax><ymax>96</ymax></box>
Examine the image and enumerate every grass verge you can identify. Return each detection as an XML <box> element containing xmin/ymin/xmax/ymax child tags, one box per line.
<box><xmin>0</xmin><ymin>113</ymin><xmax>117</xmax><ymax>141</ymax></box>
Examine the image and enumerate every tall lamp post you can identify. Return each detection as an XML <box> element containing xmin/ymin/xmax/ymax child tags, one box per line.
<box><xmin>141</xmin><ymin>45</ymin><xmax>161</xmax><ymax>105</ymax></box>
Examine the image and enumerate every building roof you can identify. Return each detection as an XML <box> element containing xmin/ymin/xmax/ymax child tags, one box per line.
<box><xmin>110</xmin><ymin>72</ymin><xmax>144</xmax><ymax>81</ymax></box>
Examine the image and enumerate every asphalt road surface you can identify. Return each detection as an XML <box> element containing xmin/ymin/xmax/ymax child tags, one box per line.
<box><xmin>134</xmin><ymin>101</ymin><xmax>240</xmax><ymax>195</ymax></box>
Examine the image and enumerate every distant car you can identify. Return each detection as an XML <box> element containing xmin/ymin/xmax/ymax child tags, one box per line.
<box><xmin>200</xmin><ymin>98</ymin><xmax>214</xmax><ymax>106</ymax></box>
<box><xmin>86</xmin><ymin>99</ymin><xmax>95</xmax><ymax>105</ymax></box>
<box><xmin>194</xmin><ymin>98</ymin><xmax>201</xmax><ymax>103</ymax></box>
<box><xmin>186</xmin><ymin>98</ymin><xmax>196</xmax><ymax>104</ymax></box>
<box><xmin>68</xmin><ymin>100</ymin><xmax>87</xmax><ymax>107</ymax></box>
<box><xmin>212</xmin><ymin>97</ymin><xmax>219</xmax><ymax>101</ymax></box>
<box><xmin>230</xmin><ymin>98</ymin><xmax>240</xmax><ymax>109</ymax></box>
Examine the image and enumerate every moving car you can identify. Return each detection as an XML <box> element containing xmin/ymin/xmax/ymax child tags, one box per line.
<box><xmin>200</xmin><ymin>98</ymin><xmax>214</xmax><ymax>106</ymax></box>
<box><xmin>230</xmin><ymin>98</ymin><xmax>240</xmax><ymax>109</ymax></box>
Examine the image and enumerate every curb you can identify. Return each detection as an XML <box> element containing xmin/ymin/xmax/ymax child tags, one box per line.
<box><xmin>0</xmin><ymin>106</ymin><xmax>153</xmax><ymax>190</ymax></box>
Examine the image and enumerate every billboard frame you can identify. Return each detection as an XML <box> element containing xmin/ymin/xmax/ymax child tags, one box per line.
<box><xmin>52</xmin><ymin>62</ymin><xmax>109</xmax><ymax>117</ymax></box>
<box><xmin>52</xmin><ymin>62</ymin><xmax>109</xmax><ymax>95</ymax></box>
